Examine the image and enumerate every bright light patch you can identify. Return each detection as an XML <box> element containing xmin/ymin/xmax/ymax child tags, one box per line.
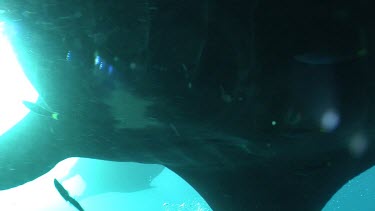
<box><xmin>321</xmin><ymin>109</ymin><xmax>340</xmax><ymax>132</ymax></box>
<box><xmin>51</xmin><ymin>157</ymin><xmax>79</xmax><ymax>179</ymax></box>
<box><xmin>323</xmin><ymin>165</ymin><xmax>375</xmax><ymax>211</ymax></box>
<box><xmin>0</xmin><ymin>22</ymin><xmax>38</xmax><ymax>136</ymax></box>
<box><xmin>0</xmin><ymin>158</ymin><xmax>212</xmax><ymax>210</ymax></box>
<box><xmin>62</xmin><ymin>174</ymin><xmax>86</xmax><ymax>197</ymax></box>
<box><xmin>95</xmin><ymin>55</ymin><xmax>100</xmax><ymax>65</ymax></box>
<box><xmin>0</xmin><ymin>157</ymin><xmax>80</xmax><ymax>210</ymax></box>
<box><xmin>66</xmin><ymin>50</ymin><xmax>72</xmax><ymax>61</ymax></box>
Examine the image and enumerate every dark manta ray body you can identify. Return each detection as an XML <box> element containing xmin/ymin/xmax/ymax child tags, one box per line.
<box><xmin>1</xmin><ymin>0</ymin><xmax>375</xmax><ymax>211</ymax></box>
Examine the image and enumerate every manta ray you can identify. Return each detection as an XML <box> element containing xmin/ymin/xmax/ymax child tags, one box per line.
<box><xmin>1</xmin><ymin>0</ymin><xmax>375</xmax><ymax>210</ymax></box>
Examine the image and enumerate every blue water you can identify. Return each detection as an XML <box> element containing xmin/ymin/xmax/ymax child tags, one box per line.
<box><xmin>0</xmin><ymin>156</ymin><xmax>373</xmax><ymax>210</ymax></box>
<box><xmin>324</xmin><ymin>166</ymin><xmax>375</xmax><ymax>211</ymax></box>
<box><xmin>0</xmin><ymin>158</ymin><xmax>211</xmax><ymax>211</ymax></box>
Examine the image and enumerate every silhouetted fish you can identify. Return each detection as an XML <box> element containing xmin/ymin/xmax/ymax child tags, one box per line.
<box><xmin>54</xmin><ymin>179</ymin><xmax>84</xmax><ymax>211</ymax></box>
<box><xmin>22</xmin><ymin>100</ymin><xmax>60</xmax><ymax>120</ymax></box>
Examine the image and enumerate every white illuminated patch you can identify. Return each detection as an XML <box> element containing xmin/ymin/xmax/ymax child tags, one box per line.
<box><xmin>62</xmin><ymin>174</ymin><xmax>86</xmax><ymax>197</ymax></box>
<box><xmin>0</xmin><ymin>157</ymin><xmax>80</xmax><ymax>210</ymax></box>
<box><xmin>0</xmin><ymin>22</ymin><xmax>39</xmax><ymax>136</ymax></box>
<box><xmin>321</xmin><ymin>109</ymin><xmax>340</xmax><ymax>132</ymax></box>
<box><xmin>52</xmin><ymin>157</ymin><xmax>79</xmax><ymax>179</ymax></box>
<box><xmin>0</xmin><ymin>158</ymin><xmax>212</xmax><ymax>210</ymax></box>
<box><xmin>105</xmin><ymin>82</ymin><xmax>162</xmax><ymax>129</ymax></box>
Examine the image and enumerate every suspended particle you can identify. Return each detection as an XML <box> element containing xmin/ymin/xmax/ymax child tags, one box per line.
<box><xmin>348</xmin><ymin>134</ymin><xmax>368</xmax><ymax>158</ymax></box>
<box><xmin>108</xmin><ymin>65</ymin><xmax>113</xmax><ymax>75</ymax></box>
<box><xmin>95</xmin><ymin>55</ymin><xmax>100</xmax><ymax>65</ymax></box>
<box><xmin>66</xmin><ymin>50</ymin><xmax>72</xmax><ymax>61</ymax></box>
<box><xmin>130</xmin><ymin>62</ymin><xmax>137</xmax><ymax>70</ymax></box>
<box><xmin>99</xmin><ymin>61</ymin><xmax>104</xmax><ymax>70</ymax></box>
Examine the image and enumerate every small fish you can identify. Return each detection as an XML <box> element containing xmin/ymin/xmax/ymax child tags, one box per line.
<box><xmin>22</xmin><ymin>100</ymin><xmax>59</xmax><ymax>120</ymax></box>
<box><xmin>54</xmin><ymin>179</ymin><xmax>85</xmax><ymax>211</ymax></box>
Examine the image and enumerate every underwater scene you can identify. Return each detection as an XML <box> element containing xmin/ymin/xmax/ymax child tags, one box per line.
<box><xmin>0</xmin><ymin>0</ymin><xmax>375</xmax><ymax>210</ymax></box>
